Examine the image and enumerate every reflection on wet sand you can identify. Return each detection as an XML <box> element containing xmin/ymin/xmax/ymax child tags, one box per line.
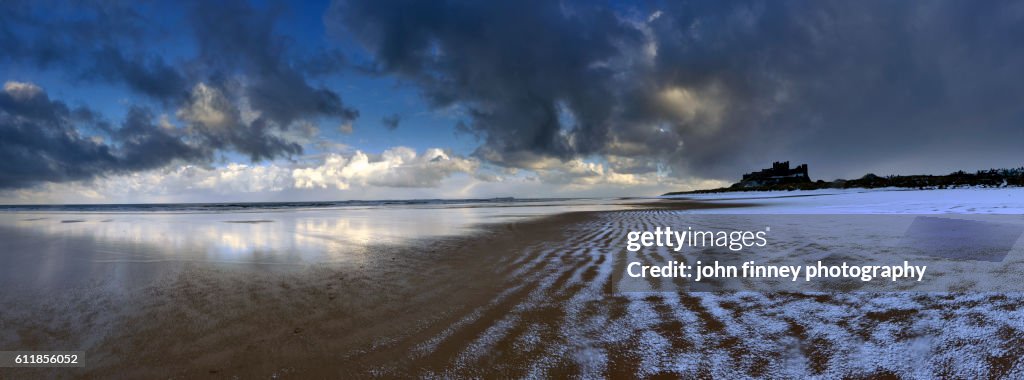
<box><xmin>0</xmin><ymin>200</ymin><xmax>640</xmax><ymax>289</ymax></box>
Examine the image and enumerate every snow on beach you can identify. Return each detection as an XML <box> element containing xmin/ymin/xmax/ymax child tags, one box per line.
<box><xmin>664</xmin><ymin>187</ymin><xmax>1024</xmax><ymax>214</ymax></box>
<box><xmin>417</xmin><ymin>188</ymin><xmax>1024</xmax><ymax>377</ymax></box>
<box><xmin>3</xmin><ymin>188</ymin><xmax>1023</xmax><ymax>377</ymax></box>
<box><xmin>388</xmin><ymin>189</ymin><xmax>1024</xmax><ymax>377</ymax></box>
<box><xmin>396</xmin><ymin>202</ymin><xmax>1024</xmax><ymax>378</ymax></box>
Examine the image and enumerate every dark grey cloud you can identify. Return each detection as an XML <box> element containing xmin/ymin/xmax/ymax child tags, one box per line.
<box><xmin>331</xmin><ymin>0</ymin><xmax>637</xmax><ymax>166</ymax></box>
<box><xmin>0</xmin><ymin>1</ymin><xmax>178</xmax><ymax>100</ymax></box>
<box><xmin>0</xmin><ymin>0</ymin><xmax>362</xmax><ymax>189</ymax></box>
<box><xmin>381</xmin><ymin>114</ymin><xmax>401</xmax><ymax>130</ymax></box>
<box><xmin>0</xmin><ymin>82</ymin><xmax>208</xmax><ymax>189</ymax></box>
<box><xmin>85</xmin><ymin>46</ymin><xmax>189</xmax><ymax>102</ymax></box>
<box><xmin>331</xmin><ymin>0</ymin><xmax>1024</xmax><ymax>180</ymax></box>
<box><xmin>174</xmin><ymin>82</ymin><xmax>304</xmax><ymax>162</ymax></box>
<box><xmin>0</xmin><ymin>2</ymin><xmax>126</xmax><ymax>57</ymax></box>
<box><xmin>188</xmin><ymin>0</ymin><xmax>359</xmax><ymax>128</ymax></box>
<box><xmin>4</xmin><ymin>0</ymin><xmax>1022</xmax><ymax>193</ymax></box>
<box><xmin>115</xmin><ymin>106</ymin><xmax>210</xmax><ymax>171</ymax></box>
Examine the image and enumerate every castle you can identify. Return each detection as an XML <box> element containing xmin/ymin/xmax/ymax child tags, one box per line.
<box><xmin>663</xmin><ymin>162</ymin><xmax>1024</xmax><ymax>195</ymax></box>
<box><xmin>735</xmin><ymin>161</ymin><xmax>811</xmax><ymax>188</ymax></box>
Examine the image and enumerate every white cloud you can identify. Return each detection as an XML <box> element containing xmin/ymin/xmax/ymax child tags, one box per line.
<box><xmin>3</xmin><ymin>81</ymin><xmax>43</xmax><ymax>100</ymax></box>
<box><xmin>0</xmin><ymin>147</ymin><xmax>727</xmax><ymax>204</ymax></box>
<box><xmin>648</xmin><ymin>10</ymin><xmax>663</xmax><ymax>23</ymax></box>
<box><xmin>194</xmin><ymin>163</ymin><xmax>292</xmax><ymax>193</ymax></box>
<box><xmin>293</xmin><ymin>147</ymin><xmax>478</xmax><ymax>189</ymax></box>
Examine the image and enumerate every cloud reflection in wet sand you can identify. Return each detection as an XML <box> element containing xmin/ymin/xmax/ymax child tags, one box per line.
<box><xmin>0</xmin><ymin>201</ymin><xmax>637</xmax><ymax>289</ymax></box>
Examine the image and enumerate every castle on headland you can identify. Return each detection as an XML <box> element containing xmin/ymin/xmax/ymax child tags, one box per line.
<box><xmin>662</xmin><ymin>162</ymin><xmax>1024</xmax><ymax>195</ymax></box>
<box><xmin>735</xmin><ymin>161</ymin><xmax>811</xmax><ymax>188</ymax></box>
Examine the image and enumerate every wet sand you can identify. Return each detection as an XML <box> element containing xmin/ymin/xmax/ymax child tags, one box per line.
<box><xmin>2</xmin><ymin>200</ymin><xmax>1024</xmax><ymax>378</ymax></box>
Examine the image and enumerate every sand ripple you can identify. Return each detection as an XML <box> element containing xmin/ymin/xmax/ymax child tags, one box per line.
<box><xmin>2</xmin><ymin>207</ymin><xmax>1023</xmax><ymax>378</ymax></box>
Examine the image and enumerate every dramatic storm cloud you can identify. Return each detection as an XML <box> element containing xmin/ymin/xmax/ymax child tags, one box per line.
<box><xmin>331</xmin><ymin>0</ymin><xmax>1024</xmax><ymax>179</ymax></box>
<box><xmin>187</xmin><ymin>1</ymin><xmax>358</xmax><ymax>130</ymax></box>
<box><xmin>0</xmin><ymin>0</ymin><xmax>360</xmax><ymax>186</ymax></box>
<box><xmin>0</xmin><ymin>2</ymin><xmax>189</xmax><ymax>102</ymax></box>
<box><xmin>1</xmin><ymin>0</ymin><xmax>1022</xmax><ymax>201</ymax></box>
<box><xmin>0</xmin><ymin>81</ymin><xmax>207</xmax><ymax>189</ymax></box>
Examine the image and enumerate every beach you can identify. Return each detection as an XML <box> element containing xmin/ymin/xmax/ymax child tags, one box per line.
<box><xmin>4</xmin><ymin>0</ymin><xmax>1023</xmax><ymax>377</ymax></box>
<box><xmin>2</xmin><ymin>190</ymin><xmax>1024</xmax><ymax>378</ymax></box>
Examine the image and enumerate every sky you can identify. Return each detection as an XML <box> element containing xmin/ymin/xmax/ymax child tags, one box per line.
<box><xmin>1</xmin><ymin>0</ymin><xmax>1023</xmax><ymax>203</ymax></box>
